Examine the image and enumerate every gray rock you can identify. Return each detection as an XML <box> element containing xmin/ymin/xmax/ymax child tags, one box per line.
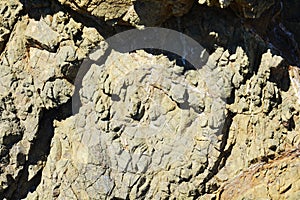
<box><xmin>25</xmin><ymin>20</ymin><xmax>60</xmax><ymax>52</ymax></box>
<box><xmin>0</xmin><ymin>0</ymin><xmax>300</xmax><ymax>199</ymax></box>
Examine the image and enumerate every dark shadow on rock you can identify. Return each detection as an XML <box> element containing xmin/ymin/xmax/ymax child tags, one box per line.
<box><xmin>20</xmin><ymin>0</ymin><xmax>117</xmax><ymax>39</ymax></box>
<box><xmin>269</xmin><ymin>62</ymin><xmax>290</xmax><ymax>92</ymax></box>
<box><xmin>201</xmin><ymin>111</ymin><xmax>235</xmax><ymax>195</ymax></box>
<box><xmin>132</xmin><ymin>1</ymin><xmax>170</xmax><ymax>26</ymax></box>
<box><xmin>282</xmin><ymin>0</ymin><xmax>300</xmax><ymax>48</ymax></box>
<box><xmin>8</xmin><ymin>0</ymin><xmax>300</xmax><ymax>198</ymax></box>
<box><xmin>142</xmin><ymin>48</ymin><xmax>196</xmax><ymax>72</ymax></box>
<box><xmin>2</xmin><ymin>98</ymin><xmax>73</xmax><ymax>199</ymax></box>
<box><xmin>163</xmin><ymin>4</ymin><xmax>267</xmax><ymax>73</ymax></box>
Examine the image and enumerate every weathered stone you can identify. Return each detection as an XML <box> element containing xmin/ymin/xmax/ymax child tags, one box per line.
<box><xmin>218</xmin><ymin>149</ymin><xmax>300</xmax><ymax>199</ymax></box>
<box><xmin>0</xmin><ymin>1</ymin><xmax>104</xmax><ymax>198</ymax></box>
<box><xmin>0</xmin><ymin>0</ymin><xmax>300</xmax><ymax>199</ymax></box>
<box><xmin>58</xmin><ymin>0</ymin><xmax>194</xmax><ymax>26</ymax></box>
<box><xmin>31</xmin><ymin>49</ymin><xmax>227</xmax><ymax>199</ymax></box>
<box><xmin>0</xmin><ymin>0</ymin><xmax>23</xmax><ymax>53</ymax></box>
<box><xmin>25</xmin><ymin>20</ymin><xmax>60</xmax><ymax>52</ymax></box>
<box><xmin>198</xmin><ymin>0</ymin><xmax>275</xmax><ymax>18</ymax></box>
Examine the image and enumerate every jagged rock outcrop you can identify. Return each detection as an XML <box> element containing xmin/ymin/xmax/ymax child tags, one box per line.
<box><xmin>28</xmin><ymin>49</ymin><xmax>229</xmax><ymax>199</ymax></box>
<box><xmin>218</xmin><ymin>149</ymin><xmax>300</xmax><ymax>199</ymax></box>
<box><xmin>0</xmin><ymin>0</ymin><xmax>23</xmax><ymax>52</ymax></box>
<box><xmin>0</xmin><ymin>0</ymin><xmax>300</xmax><ymax>199</ymax></box>
<box><xmin>0</xmin><ymin>1</ymin><xmax>103</xmax><ymax>198</ymax></box>
<box><xmin>198</xmin><ymin>0</ymin><xmax>275</xmax><ymax>18</ymax></box>
<box><xmin>57</xmin><ymin>0</ymin><xmax>194</xmax><ymax>26</ymax></box>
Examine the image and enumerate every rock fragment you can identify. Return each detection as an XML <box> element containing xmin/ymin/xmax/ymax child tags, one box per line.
<box><xmin>25</xmin><ymin>20</ymin><xmax>60</xmax><ymax>52</ymax></box>
<box><xmin>0</xmin><ymin>0</ymin><xmax>23</xmax><ymax>52</ymax></box>
<box><xmin>57</xmin><ymin>0</ymin><xmax>194</xmax><ymax>26</ymax></box>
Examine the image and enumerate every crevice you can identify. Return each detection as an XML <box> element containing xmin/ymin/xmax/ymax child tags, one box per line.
<box><xmin>1</xmin><ymin>98</ymin><xmax>73</xmax><ymax>199</ymax></box>
<box><xmin>0</xmin><ymin>32</ymin><xmax>11</xmax><ymax>57</ymax></box>
<box><xmin>201</xmin><ymin>111</ymin><xmax>235</xmax><ymax>194</ymax></box>
<box><xmin>0</xmin><ymin>7</ymin><xmax>24</xmax><ymax>59</ymax></box>
<box><xmin>142</xmin><ymin>48</ymin><xmax>196</xmax><ymax>73</ymax></box>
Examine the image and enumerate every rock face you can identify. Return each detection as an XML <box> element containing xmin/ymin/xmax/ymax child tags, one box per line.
<box><xmin>0</xmin><ymin>0</ymin><xmax>300</xmax><ymax>199</ymax></box>
<box><xmin>57</xmin><ymin>0</ymin><xmax>194</xmax><ymax>26</ymax></box>
<box><xmin>218</xmin><ymin>149</ymin><xmax>300</xmax><ymax>199</ymax></box>
<box><xmin>29</xmin><ymin>49</ymin><xmax>228</xmax><ymax>199</ymax></box>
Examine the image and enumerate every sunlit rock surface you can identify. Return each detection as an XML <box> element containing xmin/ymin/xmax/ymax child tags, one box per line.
<box><xmin>0</xmin><ymin>0</ymin><xmax>300</xmax><ymax>199</ymax></box>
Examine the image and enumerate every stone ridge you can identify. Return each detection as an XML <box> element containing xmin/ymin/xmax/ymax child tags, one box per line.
<box><xmin>0</xmin><ymin>0</ymin><xmax>299</xmax><ymax>199</ymax></box>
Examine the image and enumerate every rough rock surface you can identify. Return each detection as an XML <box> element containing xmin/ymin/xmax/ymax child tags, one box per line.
<box><xmin>0</xmin><ymin>0</ymin><xmax>300</xmax><ymax>199</ymax></box>
<box><xmin>57</xmin><ymin>0</ymin><xmax>194</xmax><ymax>26</ymax></box>
<box><xmin>0</xmin><ymin>0</ymin><xmax>103</xmax><ymax>198</ymax></box>
<box><xmin>218</xmin><ymin>149</ymin><xmax>300</xmax><ymax>199</ymax></box>
<box><xmin>29</xmin><ymin>49</ymin><xmax>228</xmax><ymax>199</ymax></box>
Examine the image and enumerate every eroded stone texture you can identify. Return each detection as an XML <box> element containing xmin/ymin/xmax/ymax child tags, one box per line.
<box><xmin>0</xmin><ymin>1</ymin><xmax>103</xmax><ymax>198</ymax></box>
<box><xmin>58</xmin><ymin>0</ymin><xmax>132</xmax><ymax>20</ymax></box>
<box><xmin>57</xmin><ymin>0</ymin><xmax>194</xmax><ymax>26</ymax></box>
<box><xmin>29</xmin><ymin>40</ymin><xmax>300</xmax><ymax>199</ymax></box>
<box><xmin>0</xmin><ymin>0</ymin><xmax>23</xmax><ymax>53</ymax></box>
<box><xmin>0</xmin><ymin>0</ymin><xmax>300</xmax><ymax>199</ymax></box>
<box><xmin>30</xmin><ymin>49</ymin><xmax>228</xmax><ymax>199</ymax></box>
<box><xmin>204</xmin><ymin>50</ymin><xmax>300</xmax><ymax>196</ymax></box>
<box><xmin>218</xmin><ymin>149</ymin><xmax>300</xmax><ymax>199</ymax></box>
